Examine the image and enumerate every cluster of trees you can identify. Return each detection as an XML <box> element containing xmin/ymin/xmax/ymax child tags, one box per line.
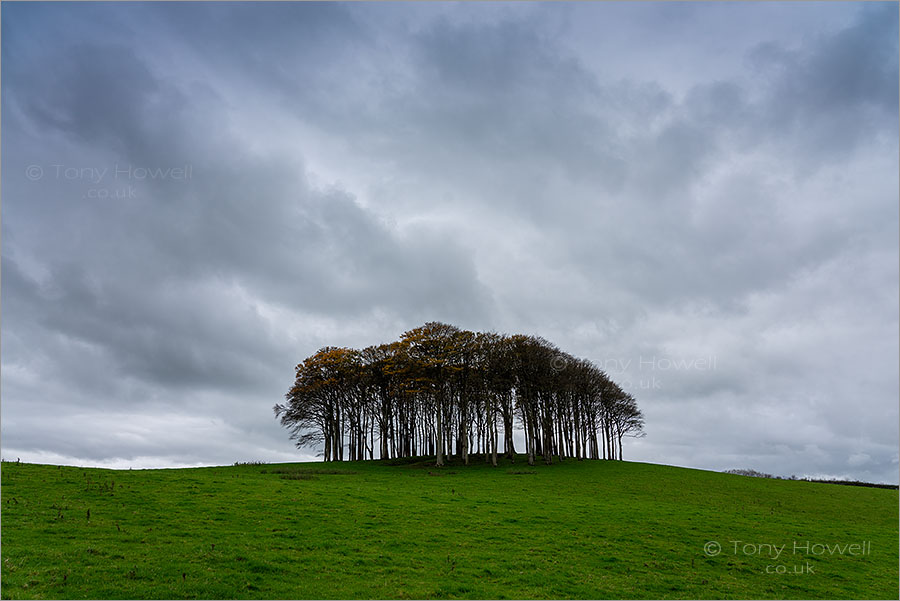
<box><xmin>275</xmin><ymin>322</ymin><xmax>644</xmax><ymax>466</ymax></box>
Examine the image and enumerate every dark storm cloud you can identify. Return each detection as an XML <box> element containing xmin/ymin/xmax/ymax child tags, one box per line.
<box><xmin>2</xmin><ymin>2</ymin><xmax>896</xmax><ymax>482</ymax></box>
<box><xmin>11</xmin><ymin>24</ymin><xmax>491</xmax><ymax>319</ymax></box>
<box><xmin>2</xmin><ymin>2</ymin><xmax>494</xmax><ymax>465</ymax></box>
<box><xmin>749</xmin><ymin>3</ymin><xmax>898</xmax><ymax>122</ymax></box>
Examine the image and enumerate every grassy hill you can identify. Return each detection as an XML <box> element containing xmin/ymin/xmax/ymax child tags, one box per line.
<box><xmin>1</xmin><ymin>457</ymin><xmax>896</xmax><ymax>599</ymax></box>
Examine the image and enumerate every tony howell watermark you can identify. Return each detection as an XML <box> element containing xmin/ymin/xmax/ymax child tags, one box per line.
<box><xmin>705</xmin><ymin>540</ymin><xmax>872</xmax><ymax>559</ymax></box>
<box><xmin>704</xmin><ymin>540</ymin><xmax>872</xmax><ymax>575</ymax></box>
<box><xmin>550</xmin><ymin>354</ymin><xmax>719</xmax><ymax>374</ymax></box>
<box><xmin>25</xmin><ymin>163</ymin><xmax>193</xmax><ymax>183</ymax></box>
<box><xmin>603</xmin><ymin>355</ymin><xmax>718</xmax><ymax>373</ymax></box>
<box><xmin>549</xmin><ymin>355</ymin><xmax>719</xmax><ymax>391</ymax></box>
<box><xmin>547</xmin><ymin>354</ymin><xmax>719</xmax><ymax>393</ymax></box>
<box><xmin>25</xmin><ymin>163</ymin><xmax>193</xmax><ymax>201</ymax></box>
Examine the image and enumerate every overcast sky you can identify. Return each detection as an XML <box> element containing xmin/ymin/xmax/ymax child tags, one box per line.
<box><xmin>2</xmin><ymin>1</ymin><xmax>897</xmax><ymax>483</ymax></box>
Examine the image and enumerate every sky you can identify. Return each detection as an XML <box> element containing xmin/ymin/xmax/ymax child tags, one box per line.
<box><xmin>2</xmin><ymin>1</ymin><xmax>898</xmax><ymax>483</ymax></box>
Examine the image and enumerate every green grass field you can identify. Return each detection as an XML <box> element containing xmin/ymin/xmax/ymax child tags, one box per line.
<box><xmin>1</xmin><ymin>457</ymin><xmax>896</xmax><ymax>599</ymax></box>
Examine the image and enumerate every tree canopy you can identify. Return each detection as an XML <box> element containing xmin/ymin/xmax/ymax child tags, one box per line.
<box><xmin>275</xmin><ymin>322</ymin><xmax>644</xmax><ymax>466</ymax></box>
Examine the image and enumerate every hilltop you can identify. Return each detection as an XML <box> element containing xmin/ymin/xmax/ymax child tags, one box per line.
<box><xmin>1</xmin><ymin>458</ymin><xmax>896</xmax><ymax>599</ymax></box>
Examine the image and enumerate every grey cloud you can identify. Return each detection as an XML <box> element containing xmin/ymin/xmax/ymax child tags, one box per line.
<box><xmin>1</xmin><ymin>2</ymin><xmax>896</xmax><ymax>482</ymax></box>
<box><xmin>745</xmin><ymin>3</ymin><xmax>898</xmax><ymax>161</ymax></box>
<box><xmin>2</xmin><ymin>13</ymin><xmax>495</xmax><ymax>432</ymax></box>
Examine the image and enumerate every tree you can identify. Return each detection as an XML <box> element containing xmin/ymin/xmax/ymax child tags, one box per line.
<box><xmin>609</xmin><ymin>392</ymin><xmax>645</xmax><ymax>460</ymax></box>
<box><xmin>275</xmin><ymin>322</ymin><xmax>644</xmax><ymax>466</ymax></box>
<box><xmin>400</xmin><ymin>322</ymin><xmax>462</xmax><ymax>467</ymax></box>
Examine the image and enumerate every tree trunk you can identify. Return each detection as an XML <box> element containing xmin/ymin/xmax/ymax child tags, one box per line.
<box><xmin>462</xmin><ymin>413</ymin><xmax>469</xmax><ymax>466</ymax></box>
<box><xmin>435</xmin><ymin>400</ymin><xmax>444</xmax><ymax>467</ymax></box>
<box><xmin>491</xmin><ymin>412</ymin><xmax>498</xmax><ymax>467</ymax></box>
<box><xmin>504</xmin><ymin>406</ymin><xmax>516</xmax><ymax>461</ymax></box>
<box><xmin>526</xmin><ymin>412</ymin><xmax>535</xmax><ymax>466</ymax></box>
